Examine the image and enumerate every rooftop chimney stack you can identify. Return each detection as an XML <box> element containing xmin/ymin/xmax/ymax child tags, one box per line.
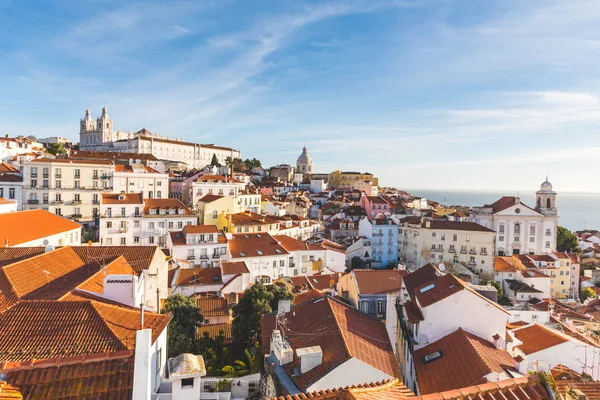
<box><xmin>296</xmin><ymin>346</ymin><xmax>323</xmax><ymax>374</ymax></box>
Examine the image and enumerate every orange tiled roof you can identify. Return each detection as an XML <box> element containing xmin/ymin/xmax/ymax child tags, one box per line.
<box><xmin>353</xmin><ymin>269</ymin><xmax>407</xmax><ymax>294</ymax></box>
<box><xmin>403</xmin><ymin>264</ymin><xmax>440</xmax><ymax>299</ymax></box>
<box><xmin>143</xmin><ymin>198</ymin><xmax>194</xmax><ymax>216</ymax></box>
<box><xmin>0</xmin><ymin>300</ymin><xmax>169</xmax><ymax>362</ymax></box>
<box><xmin>0</xmin><ymin>210</ymin><xmax>80</xmax><ymax>247</ymax></box>
<box><xmin>101</xmin><ymin>192</ymin><xmax>143</xmax><ymax>204</ymax></box>
<box><xmin>76</xmin><ymin>256</ymin><xmax>135</xmax><ymax>295</ymax></box>
<box><xmin>175</xmin><ymin>267</ymin><xmax>222</xmax><ymax>286</ymax></box>
<box><xmin>196</xmin><ymin>297</ymin><xmax>228</xmax><ymax>317</ymax></box>
<box><xmin>197</xmin><ymin>323</ymin><xmax>232</xmax><ymax>343</ymax></box>
<box><xmin>221</xmin><ymin>261</ymin><xmax>249</xmax><ymax>275</ymax></box>
<box><xmin>198</xmin><ymin>194</ymin><xmax>224</xmax><ymax>203</ymax></box>
<box><xmin>413</xmin><ymin>328</ymin><xmax>517</xmax><ymax>394</ymax></box>
<box><xmin>262</xmin><ymin>297</ymin><xmax>400</xmax><ymax>392</ymax></box>
<box><xmin>495</xmin><ymin>257</ymin><xmax>518</xmax><ymax>273</ymax></box>
<box><xmin>512</xmin><ymin>324</ymin><xmax>568</xmax><ymax>355</ymax></box>
<box><xmin>270</xmin><ymin>378</ymin><xmax>414</xmax><ymax>400</ymax></box>
<box><xmin>183</xmin><ymin>224</ymin><xmax>219</xmax><ymax>234</ymax></box>
<box><xmin>293</xmin><ymin>289</ymin><xmax>326</xmax><ymax>305</ymax></box>
<box><xmin>0</xmin><ymin>248</ymin><xmax>45</xmax><ymax>268</ymax></box>
<box><xmin>0</xmin><ymin>381</ymin><xmax>21</xmax><ymax>399</ymax></box>
<box><xmin>413</xmin><ymin>376</ymin><xmax>548</xmax><ymax>400</ymax></box>
<box><xmin>229</xmin><ymin>233</ymin><xmax>289</xmax><ymax>258</ymax></box>
<box><xmin>551</xmin><ymin>364</ymin><xmax>582</xmax><ymax>381</ymax></box>
<box><xmin>0</xmin><ymin>162</ymin><xmax>18</xmax><ymax>173</ymax></box>
<box><xmin>414</xmin><ymin>273</ymin><xmax>464</xmax><ymax>307</ymax></box>
<box><xmin>3</xmin><ymin>352</ymin><xmax>134</xmax><ymax>400</ymax></box>
<box><xmin>69</xmin><ymin>246</ymin><xmax>160</xmax><ymax>275</ymax></box>
<box><xmin>306</xmin><ymin>274</ymin><xmax>339</xmax><ymax>291</ymax></box>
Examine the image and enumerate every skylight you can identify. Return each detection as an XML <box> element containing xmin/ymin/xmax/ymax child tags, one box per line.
<box><xmin>419</xmin><ymin>283</ymin><xmax>436</xmax><ymax>293</ymax></box>
<box><xmin>257</xmin><ymin>250</ymin><xmax>264</xmax><ymax>255</ymax></box>
<box><xmin>239</xmin><ymin>252</ymin><xmax>246</xmax><ymax>257</ymax></box>
<box><xmin>275</xmin><ymin>249</ymin><xmax>282</xmax><ymax>253</ymax></box>
<box><xmin>423</xmin><ymin>351</ymin><xmax>443</xmax><ymax>364</ymax></box>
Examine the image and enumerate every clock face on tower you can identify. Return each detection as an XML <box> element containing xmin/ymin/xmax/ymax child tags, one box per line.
<box><xmin>515</xmin><ymin>208</ymin><xmax>521</xmax><ymax>214</ymax></box>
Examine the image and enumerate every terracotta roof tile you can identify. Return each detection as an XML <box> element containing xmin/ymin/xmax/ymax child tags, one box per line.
<box><xmin>4</xmin><ymin>353</ymin><xmax>134</xmax><ymax>400</ymax></box>
<box><xmin>422</xmin><ymin>220</ymin><xmax>495</xmax><ymax>233</ymax></box>
<box><xmin>413</xmin><ymin>328</ymin><xmax>518</xmax><ymax>394</ymax></box>
<box><xmin>352</xmin><ymin>269</ymin><xmax>407</xmax><ymax>294</ymax></box>
<box><xmin>229</xmin><ymin>233</ymin><xmax>289</xmax><ymax>258</ymax></box>
<box><xmin>197</xmin><ymin>323</ymin><xmax>232</xmax><ymax>344</ymax></box>
<box><xmin>511</xmin><ymin>324</ymin><xmax>568</xmax><ymax>355</ymax></box>
<box><xmin>69</xmin><ymin>246</ymin><xmax>161</xmax><ymax>274</ymax></box>
<box><xmin>262</xmin><ymin>297</ymin><xmax>400</xmax><ymax>392</ymax></box>
<box><xmin>76</xmin><ymin>256</ymin><xmax>135</xmax><ymax>295</ymax></box>
<box><xmin>414</xmin><ymin>273</ymin><xmax>464</xmax><ymax>308</ymax></box>
<box><xmin>221</xmin><ymin>261</ymin><xmax>249</xmax><ymax>275</ymax></box>
<box><xmin>183</xmin><ymin>225</ymin><xmax>219</xmax><ymax>234</ymax></box>
<box><xmin>197</xmin><ymin>194</ymin><xmax>224</xmax><ymax>203</ymax></box>
<box><xmin>101</xmin><ymin>193</ymin><xmax>143</xmax><ymax>204</ymax></box>
<box><xmin>0</xmin><ymin>248</ymin><xmax>45</xmax><ymax>268</ymax></box>
<box><xmin>0</xmin><ymin>163</ymin><xmax>18</xmax><ymax>173</ymax></box>
<box><xmin>196</xmin><ymin>297</ymin><xmax>229</xmax><ymax>317</ymax></box>
<box><xmin>403</xmin><ymin>264</ymin><xmax>440</xmax><ymax>299</ymax></box>
<box><xmin>143</xmin><ymin>198</ymin><xmax>194</xmax><ymax>216</ymax></box>
<box><xmin>293</xmin><ymin>289</ymin><xmax>326</xmax><ymax>305</ymax></box>
<box><xmin>0</xmin><ymin>210</ymin><xmax>80</xmax><ymax>247</ymax></box>
<box><xmin>175</xmin><ymin>267</ymin><xmax>222</xmax><ymax>286</ymax></box>
<box><xmin>403</xmin><ymin>300</ymin><xmax>424</xmax><ymax>322</ymax></box>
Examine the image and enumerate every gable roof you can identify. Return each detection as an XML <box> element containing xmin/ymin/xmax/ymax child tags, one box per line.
<box><xmin>143</xmin><ymin>198</ymin><xmax>194</xmax><ymax>216</ymax></box>
<box><xmin>68</xmin><ymin>246</ymin><xmax>161</xmax><ymax>275</ymax></box>
<box><xmin>175</xmin><ymin>267</ymin><xmax>222</xmax><ymax>286</ymax></box>
<box><xmin>484</xmin><ymin>196</ymin><xmax>538</xmax><ymax>215</ymax></box>
<box><xmin>0</xmin><ymin>210</ymin><xmax>81</xmax><ymax>247</ymax></box>
<box><xmin>0</xmin><ymin>300</ymin><xmax>170</xmax><ymax>362</ymax></box>
<box><xmin>196</xmin><ymin>297</ymin><xmax>228</xmax><ymax>317</ymax></box>
<box><xmin>229</xmin><ymin>233</ymin><xmax>289</xmax><ymax>258</ymax></box>
<box><xmin>352</xmin><ymin>269</ymin><xmax>406</xmax><ymax>294</ymax></box>
<box><xmin>511</xmin><ymin>324</ymin><xmax>569</xmax><ymax>355</ymax></box>
<box><xmin>101</xmin><ymin>193</ymin><xmax>143</xmax><ymax>205</ymax></box>
<box><xmin>261</xmin><ymin>297</ymin><xmax>400</xmax><ymax>392</ymax></box>
<box><xmin>422</xmin><ymin>220</ymin><xmax>494</xmax><ymax>233</ymax></box>
<box><xmin>403</xmin><ymin>264</ymin><xmax>440</xmax><ymax>300</ymax></box>
<box><xmin>413</xmin><ymin>328</ymin><xmax>518</xmax><ymax>394</ymax></box>
<box><xmin>221</xmin><ymin>261</ymin><xmax>249</xmax><ymax>275</ymax></box>
<box><xmin>3</xmin><ymin>352</ymin><xmax>135</xmax><ymax>400</ymax></box>
<box><xmin>197</xmin><ymin>194</ymin><xmax>225</xmax><ymax>203</ymax></box>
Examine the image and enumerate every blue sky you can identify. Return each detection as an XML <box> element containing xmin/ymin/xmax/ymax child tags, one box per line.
<box><xmin>2</xmin><ymin>0</ymin><xmax>600</xmax><ymax>193</ymax></box>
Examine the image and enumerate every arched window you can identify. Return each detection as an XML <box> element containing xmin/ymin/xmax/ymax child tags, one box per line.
<box><xmin>537</xmin><ymin>198</ymin><xmax>541</xmax><ymax>208</ymax></box>
<box><xmin>547</xmin><ymin>198</ymin><xmax>551</xmax><ymax>208</ymax></box>
<box><xmin>514</xmin><ymin>223</ymin><xmax>521</xmax><ymax>234</ymax></box>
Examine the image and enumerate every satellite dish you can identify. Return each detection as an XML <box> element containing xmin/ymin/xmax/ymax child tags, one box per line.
<box><xmin>42</xmin><ymin>239</ymin><xmax>49</xmax><ymax>246</ymax></box>
<box><xmin>438</xmin><ymin>263</ymin><xmax>446</xmax><ymax>272</ymax></box>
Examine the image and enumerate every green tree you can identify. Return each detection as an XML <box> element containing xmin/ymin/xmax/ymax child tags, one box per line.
<box><xmin>244</xmin><ymin>158</ymin><xmax>262</xmax><ymax>170</ymax></box>
<box><xmin>231</xmin><ymin>283</ymin><xmax>293</xmax><ymax>347</ymax></box>
<box><xmin>210</xmin><ymin>154</ymin><xmax>222</xmax><ymax>167</ymax></box>
<box><xmin>490</xmin><ymin>280</ymin><xmax>504</xmax><ymax>299</ymax></box>
<box><xmin>582</xmin><ymin>287</ymin><xmax>597</xmax><ymax>302</ymax></box>
<box><xmin>221</xmin><ymin>348</ymin><xmax>262</xmax><ymax>377</ymax></box>
<box><xmin>162</xmin><ymin>294</ymin><xmax>204</xmax><ymax>357</ymax></box>
<box><xmin>47</xmin><ymin>143</ymin><xmax>67</xmax><ymax>155</ymax></box>
<box><xmin>557</xmin><ymin>226</ymin><xmax>581</xmax><ymax>253</ymax></box>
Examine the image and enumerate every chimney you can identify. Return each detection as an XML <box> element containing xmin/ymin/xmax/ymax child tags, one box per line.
<box><xmin>425</xmin><ymin>220</ymin><xmax>431</xmax><ymax>228</ymax></box>
<box><xmin>4</xmin><ymin>238</ymin><xmax>8</xmax><ymax>248</ymax></box>
<box><xmin>296</xmin><ymin>346</ymin><xmax>323</xmax><ymax>373</ymax></box>
<box><xmin>270</xmin><ymin>330</ymin><xmax>294</xmax><ymax>365</ymax></box>
<box><xmin>132</xmin><ymin>329</ymin><xmax>152</xmax><ymax>400</ymax></box>
<box><xmin>513</xmin><ymin>355</ymin><xmax>528</xmax><ymax>374</ymax></box>
<box><xmin>492</xmin><ymin>333</ymin><xmax>504</xmax><ymax>349</ymax></box>
<box><xmin>140</xmin><ymin>302</ymin><xmax>144</xmax><ymax>329</ymax></box>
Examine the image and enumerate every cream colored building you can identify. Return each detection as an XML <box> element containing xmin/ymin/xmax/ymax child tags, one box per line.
<box><xmin>79</xmin><ymin>107</ymin><xmax>241</xmax><ymax>169</ymax></box>
<box><xmin>471</xmin><ymin>179</ymin><xmax>558</xmax><ymax>256</ymax></box>
<box><xmin>398</xmin><ymin>217</ymin><xmax>496</xmax><ymax>275</ymax></box>
<box><xmin>22</xmin><ymin>158</ymin><xmax>113</xmax><ymax>223</ymax></box>
<box><xmin>113</xmin><ymin>163</ymin><xmax>169</xmax><ymax>199</ymax></box>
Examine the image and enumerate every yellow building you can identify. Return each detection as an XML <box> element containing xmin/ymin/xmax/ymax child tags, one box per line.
<box><xmin>197</xmin><ymin>194</ymin><xmax>239</xmax><ymax>225</ymax></box>
<box><xmin>328</xmin><ymin>170</ymin><xmax>379</xmax><ymax>188</ymax></box>
<box><xmin>548</xmin><ymin>253</ymin><xmax>572</xmax><ymax>299</ymax></box>
<box><xmin>217</xmin><ymin>211</ymin><xmax>280</xmax><ymax>235</ymax></box>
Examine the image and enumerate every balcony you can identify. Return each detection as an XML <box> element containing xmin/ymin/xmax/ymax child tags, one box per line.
<box><xmin>30</xmin><ymin>174</ymin><xmax>37</xmax><ymax>178</ymax></box>
<box><xmin>27</xmin><ymin>199</ymin><xmax>39</xmax><ymax>204</ymax></box>
<box><xmin>480</xmin><ymin>251</ymin><xmax>488</xmax><ymax>256</ymax></box>
<box><xmin>101</xmin><ymin>174</ymin><xmax>109</xmax><ymax>179</ymax></box>
<box><xmin>93</xmin><ymin>175</ymin><xmax>99</xmax><ymax>180</ymax></box>
<box><xmin>468</xmin><ymin>261</ymin><xmax>476</xmax><ymax>267</ymax></box>
<box><xmin>43</xmin><ymin>174</ymin><xmax>48</xmax><ymax>178</ymax></box>
<box><xmin>200</xmin><ymin>255</ymin><xmax>209</xmax><ymax>260</ymax></box>
<box><xmin>72</xmin><ymin>200</ymin><xmax>82</xmax><ymax>205</ymax></box>
<box><xmin>55</xmin><ymin>174</ymin><xmax>62</xmax><ymax>179</ymax></box>
<box><xmin>212</xmin><ymin>254</ymin><xmax>220</xmax><ymax>259</ymax></box>
<box><xmin>187</xmin><ymin>255</ymin><xmax>196</xmax><ymax>260</ymax></box>
<box><xmin>460</xmin><ymin>249</ymin><xmax>467</xmax><ymax>254</ymax></box>
<box><xmin>92</xmin><ymin>200</ymin><xmax>100</xmax><ymax>205</ymax></box>
<box><xmin>52</xmin><ymin>200</ymin><xmax>63</xmax><ymax>204</ymax></box>
<box><xmin>469</xmin><ymin>250</ymin><xmax>477</xmax><ymax>255</ymax></box>
<box><xmin>74</xmin><ymin>175</ymin><xmax>81</xmax><ymax>179</ymax></box>
<box><xmin>71</xmin><ymin>214</ymin><xmax>82</xmax><ymax>219</ymax></box>
<box><xmin>448</xmin><ymin>248</ymin><xmax>456</xmax><ymax>253</ymax></box>
<box><xmin>118</xmin><ymin>227</ymin><xmax>128</xmax><ymax>233</ymax></box>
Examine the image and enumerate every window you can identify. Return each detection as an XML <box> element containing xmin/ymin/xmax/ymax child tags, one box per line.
<box><xmin>530</xmin><ymin>237</ymin><xmax>535</xmax><ymax>243</ymax></box>
<box><xmin>106</xmin><ymin>238</ymin><xmax>112</xmax><ymax>245</ymax></box>
<box><xmin>121</xmin><ymin>207</ymin><xmax>126</xmax><ymax>216</ymax></box>
<box><xmin>212</xmin><ymin>210</ymin><xmax>218</xmax><ymax>219</ymax></box>
<box><xmin>134</xmin><ymin>236</ymin><xmax>140</xmax><ymax>243</ymax></box>
<box><xmin>376</xmin><ymin>300</ymin><xmax>385</xmax><ymax>316</ymax></box>
<box><xmin>30</xmin><ymin>179</ymin><xmax>37</xmax><ymax>188</ymax></box>
<box><xmin>546</xmin><ymin>229</ymin><xmax>551</xmax><ymax>236</ymax></box>
<box><xmin>9</xmin><ymin>188</ymin><xmax>15</xmax><ymax>199</ymax></box>
<box><xmin>157</xmin><ymin>191</ymin><xmax>162</xmax><ymax>198</ymax></box>
<box><xmin>440</xmin><ymin>233</ymin><xmax>445</xmax><ymax>241</ymax></box>
<box><xmin>545</xmin><ymin>241</ymin><xmax>551</xmax><ymax>248</ymax></box>
<box><xmin>181</xmin><ymin>378</ymin><xmax>194</xmax><ymax>388</ymax></box>
<box><xmin>423</xmin><ymin>351</ymin><xmax>443</xmax><ymax>364</ymax></box>
<box><xmin>466</xmin><ymin>234</ymin><xmax>470</xmax><ymax>242</ymax></box>
<box><xmin>120</xmin><ymin>238</ymin><xmax>126</xmax><ymax>245</ymax></box>
<box><xmin>107</xmin><ymin>221</ymin><xmax>112</xmax><ymax>228</ymax></box>
<box><xmin>359</xmin><ymin>300</ymin><xmax>370</xmax><ymax>314</ymax></box>
<box><xmin>432</xmin><ymin>232</ymin><xmax>436</xmax><ymax>238</ymax></box>
<box><xmin>74</xmin><ymin>169</ymin><xmax>80</xmax><ymax>178</ymax></box>
<box><xmin>499</xmin><ymin>235</ymin><xmax>504</xmax><ymax>241</ymax></box>
<box><xmin>149</xmin><ymin>236</ymin><xmax>155</xmax><ymax>244</ymax></box>
<box><xmin>499</xmin><ymin>225</ymin><xmax>505</xmax><ymax>234</ymax></box>
<box><xmin>453</xmin><ymin>234</ymin><xmax>457</xmax><ymax>241</ymax></box>
<box><xmin>149</xmin><ymin>222</ymin><xmax>155</xmax><ymax>230</ymax></box>
<box><xmin>55</xmin><ymin>180</ymin><xmax>61</xmax><ymax>189</ymax></box>
<box><xmin>514</xmin><ymin>223</ymin><xmax>520</xmax><ymax>234</ymax></box>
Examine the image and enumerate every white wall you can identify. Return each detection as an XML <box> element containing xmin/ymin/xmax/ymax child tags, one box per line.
<box><xmin>522</xmin><ymin>339</ymin><xmax>600</xmax><ymax>381</ymax></box>
<box><xmin>417</xmin><ymin>289</ymin><xmax>508</xmax><ymax>348</ymax></box>
<box><xmin>17</xmin><ymin>226</ymin><xmax>81</xmax><ymax>247</ymax></box>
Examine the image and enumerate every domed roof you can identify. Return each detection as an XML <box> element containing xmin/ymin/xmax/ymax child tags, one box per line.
<box><xmin>297</xmin><ymin>146</ymin><xmax>312</xmax><ymax>165</ymax></box>
<box><xmin>539</xmin><ymin>175</ymin><xmax>554</xmax><ymax>192</ymax></box>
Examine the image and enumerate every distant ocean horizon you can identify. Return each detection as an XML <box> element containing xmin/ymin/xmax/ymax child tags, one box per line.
<box><xmin>404</xmin><ymin>189</ymin><xmax>600</xmax><ymax>232</ymax></box>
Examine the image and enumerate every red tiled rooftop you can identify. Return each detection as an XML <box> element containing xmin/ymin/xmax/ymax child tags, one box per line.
<box><xmin>221</xmin><ymin>261</ymin><xmax>249</xmax><ymax>275</ymax></box>
<box><xmin>197</xmin><ymin>323</ymin><xmax>232</xmax><ymax>344</ymax></box>
<box><xmin>175</xmin><ymin>267</ymin><xmax>222</xmax><ymax>286</ymax></box>
<box><xmin>352</xmin><ymin>269</ymin><xmax>406</xmax><ymax>294</ymax></box>
<box><xmin>413</xmin><ymin>328</ymin><xmax>517</xmax><ymax>394</ymax></box>
<box><xmin>196</xmin><ymin>297</ymin><xmax>229</xmax><ymax>317</ymax></box>
<box><xmin>262</xmin><ymin>297</ymin><xmax>400</xmax><ymax>392</ymax></box>
<box><xmin>0</xmin><ymin>210</ymin><xmax>80</xmax><ymax>247</ymax></box>
<box><xmin>101</xmin><ymin>192</ymin><xmax>143</xmax><ymax>204</ymax></box>
<box><xmin>512</xmin><ymin>324</ymin><xmax>568</xmax><ymax>355</ymax></box>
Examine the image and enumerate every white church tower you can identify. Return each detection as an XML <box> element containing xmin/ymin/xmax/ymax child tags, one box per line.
<box><xmin>79</xmin><ymin>106</ymin><xmax>114</xmax><ymax>149</ymax></box>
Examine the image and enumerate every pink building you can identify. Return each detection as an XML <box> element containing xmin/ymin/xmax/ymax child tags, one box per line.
<box><xmin>360</xmin><ymin>195</ymin><xmax>390</xmax><ymax>218</ymax></box>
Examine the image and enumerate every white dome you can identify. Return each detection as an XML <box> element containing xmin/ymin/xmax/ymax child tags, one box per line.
<box><xmin>297</xmin><ymin>146</ymin><xmax>312</xmax><ymax>166</ymax></box>
<box><xmin>540</xmin><ymin>178</ymin><xmax>553</xmax><ymax>191</ymax></box>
